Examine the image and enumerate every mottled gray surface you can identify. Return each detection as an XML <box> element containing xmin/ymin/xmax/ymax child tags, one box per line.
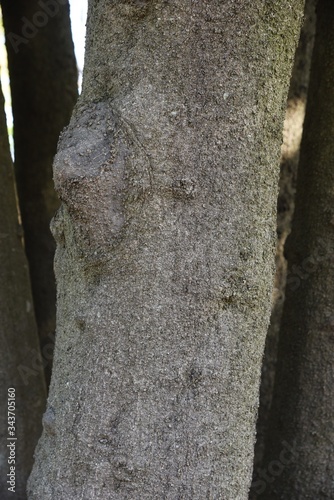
<box><xmin>28</xmin><ymin>1</ymin><xmax>303</xmax><ymax>498</ymax></box>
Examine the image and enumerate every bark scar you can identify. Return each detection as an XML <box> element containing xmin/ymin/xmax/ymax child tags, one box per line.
<box><xmin>53</xmin><ymin>102</ymin><xmax>129</xmax><ymax>260</ymax></box>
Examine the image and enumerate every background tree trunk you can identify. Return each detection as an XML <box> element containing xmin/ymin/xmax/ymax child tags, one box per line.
<box><xmin>28</xmin><ymin>1</ymin><xmax>304</xmax><ymax>498</ymax></box>
<box><xmin>262</xmin><ymin>0</ymin><xmax>334</xmax><ymax>498</ymax></box>
<box><xmin>1</xmin><ymin>0</ymin><xmax>78</xmax><ymax>385</ymax></box>
<box><xmin>0</xmin><ymin>83</ymin><xmax>46</xmax><ymax>499</ymax></box>
<box><xmin>250</xmin><ymin>0</ymin><xmax>316</xmax><ymax>492</ymax></box>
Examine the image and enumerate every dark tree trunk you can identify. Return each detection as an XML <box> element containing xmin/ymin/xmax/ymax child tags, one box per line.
<box><xmin>0</xmin><ymin>83</ymin><xmax>46</xmax><ymax>500</ymax></box>
<box><xmin>250</xmin><ymin>1</ymin><xmax>316</xmax><ymax>494</ymax></box>
<box><xmin>262</xmin><ymin>1</ymin><xmax>334</xmax><ymax>498</ymax></box>
<box><xmin>1</xmin><ymin>0</ymin><xmax>78</xmax><ymax>385</ymax></box>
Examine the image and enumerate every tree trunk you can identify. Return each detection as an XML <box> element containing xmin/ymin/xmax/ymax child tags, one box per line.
<box><xmin>28</xmin><ymin>1</ymin><xmax>304</xmax><ymax>498</ymax></box>
<box><xmin>261</xmin><ymin>0</ymin><xmax>334</xmax><ymax>498</ymax></box>
<box><xmin>1</xmin><ymin>0</ymin><xmax>78</xmax><ymax>385</ymax></box>
<box><xmin>0</xmin><ymin>83</ymin><xmax>46</xmax><ymax>499</ymax></box>
<box><xmin>250</xmin><ymin>0</ymin><xmax>316</xmax><ymax>491</ymax></box>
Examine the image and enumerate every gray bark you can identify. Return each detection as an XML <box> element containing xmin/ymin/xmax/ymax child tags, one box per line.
<box><xmin>0</xmin><ymin>84</ymin><xmax>46</xmax><ymax>498</ymax></box>
<box><xmin>261</xmin><ymin>0</ymin><xmax>334</xmax><ymax>498</ymax></box>
<box><xmin>28</xmin><ymin>1</ymin><xmax>303</xmax><ymax>498</ymax></box>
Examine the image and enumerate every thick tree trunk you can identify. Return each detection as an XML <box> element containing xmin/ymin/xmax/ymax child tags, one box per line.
<box><xmin>261</xmin><ymin>1</ymin><xmax>334</xmax><ymax>498</ymax></box>
<box><xmin>1</xmin><ymin>0</ymin><xmax>78</xmax><ymax>385</ymax></box>
<box><xmin>0</xmin><ymin>84</ymin><xmax>46</xmax><ymax>499</ymax></box>
<box><xmin>28</xmin><ymin>1</ymin><xmax>303</xmax><ymax>498</ymax></box>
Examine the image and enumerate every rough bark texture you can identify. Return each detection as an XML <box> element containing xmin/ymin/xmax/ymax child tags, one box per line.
<box><xmin>28</xmin><ymin>1</ymin><xmax>303</xmax><ymax>498</ymax></box>
<box><xmin>1</xmin><ymin>0</ymin><xmax>78</xmax><ymax>385</ymax></box>
<box><xmin>0</xmin><ymin>85</ymin><xmax>46</xmax><ymax>499</ymax></box>
<box><xmin>250</xmin><ymin>0</ymin><xmax>316</xmax><ymax>492</ymax></box>
<box><xmin>261</xmin><ymin>0</ymin><xmax>334</xmax><ymax>498</ymax></box>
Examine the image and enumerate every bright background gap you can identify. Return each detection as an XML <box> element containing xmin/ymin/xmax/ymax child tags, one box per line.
<box><xmin>69</xmin><ymin>0</ymin><xmax>88</xmax><ymax>91</ymax></box>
